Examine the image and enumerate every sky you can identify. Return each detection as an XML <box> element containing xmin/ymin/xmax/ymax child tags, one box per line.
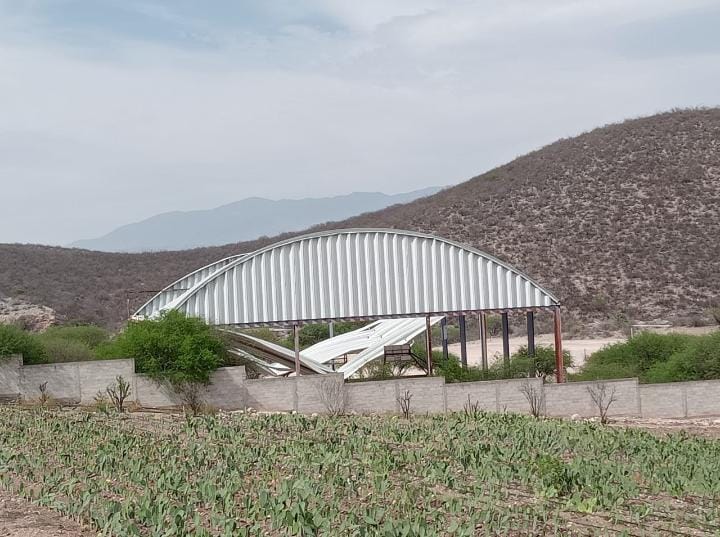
<box><xmin>1</xmin><ymin>1</ymin><xmax>719</xmax><ymax>246</ymax></box>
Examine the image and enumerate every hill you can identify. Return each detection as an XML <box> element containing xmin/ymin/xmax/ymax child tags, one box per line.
<box><xmin>1</xmin><ymin>108</ymin><xmax>719</xmax><ymax>329</ymax></box>
<box><xmin>70</xmin><ymin>188</ymin><xmax>441</xmax><ymax>252</ymax></box>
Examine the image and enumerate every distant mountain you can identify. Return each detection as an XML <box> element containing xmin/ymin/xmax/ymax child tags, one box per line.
<box><xmin>2</xmin><ymin>109</ymin><xmax>719</xmax><ymax>328</ymax></box>
<box><xmin>70</xmin><ymin>188</ymin><xmax>442</xmax><ymax>252</ymax></box>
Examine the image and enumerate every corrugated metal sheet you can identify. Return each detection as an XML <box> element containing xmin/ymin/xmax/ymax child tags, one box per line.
<box><xmin>134</xmin><ymin>254</ymin><xmax>245</xmax><ymax>318</ymax></box>
<box><xmin>146</xmin><ymin>229</ymin><xmax>558</xmax><ymax>325</ymax></box>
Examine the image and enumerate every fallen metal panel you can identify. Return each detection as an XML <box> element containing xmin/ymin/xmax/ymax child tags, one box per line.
<box><xmin>151</xmin><ymin>229</ymin><xmax>559</xmax><ymax>325</ymax></box>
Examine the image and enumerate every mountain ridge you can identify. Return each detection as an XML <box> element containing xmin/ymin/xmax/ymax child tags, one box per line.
<box><xmin>70</xmin><ymin>187</ymin><xmax>442</xmax><ymax>252</ymax></box>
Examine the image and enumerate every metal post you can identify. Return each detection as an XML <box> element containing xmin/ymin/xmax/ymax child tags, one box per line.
<box><xmin>328</xmin><ymin>321</ymin><xmax>334</xmax><ymax>338</ymax></box>
<box><xmin>501</xmin><ymin>312</ymin><xmax>510</xmax><ymax>365</ymax></box>
<box><xmin>425</xmin><ymin>316</ymin><xmax>433</xmax><ymax>376</ymax></box>
<box><xmin>554</xmin><ymin>307</ymin><xmax>565</xmax><ymax>383</ymax></box>
<box><xmin>293</xmin><ymin>324</ymin><xmax>301</xmax><ymax>376</ymax></box>
<box><xmin>527</xmin><ymin>311</ymin><xmax>535</xmax><ymax>356</ymax></box>
<box><xmin>459</xmin><ymin>314</ymin><xmax>467</xmax><ymax>369</ymax></box>
<box><xmin>440</xmin><ymin>317</ymin><xmax>449</xmax><ymax>361</ymax></box>
<box><xmin>479</xmin><ymin>313</ymin><xmax>488</xmax><ymax>371</ymax></box>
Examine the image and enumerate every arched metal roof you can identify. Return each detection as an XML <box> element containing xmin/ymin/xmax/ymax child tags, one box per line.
<box><xmin>140</xmin><ymin>229</ymin><xmax>559</xmax><ymax>326</ymax></box>
<box><xmin>134</xmin><ymin>254</ymin><xmax>246</xmax><ymax>318</ymax></box>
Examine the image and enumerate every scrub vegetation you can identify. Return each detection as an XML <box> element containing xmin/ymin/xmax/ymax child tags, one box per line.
<box><xmin>0</xmin><ymin>408</ymin><xmax>719</xmax><ymax>535</ymax></box>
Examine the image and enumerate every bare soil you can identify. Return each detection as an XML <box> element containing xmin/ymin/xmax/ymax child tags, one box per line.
<box><xmin>0</xmin><ymin>490</ymin><xmax>92</xmax><ymax>537</ymax></box>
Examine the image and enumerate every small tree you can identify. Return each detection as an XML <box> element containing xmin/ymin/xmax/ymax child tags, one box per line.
<box><xmin>177</xmin><ymin>382</ymin><xmax>204</xmax><ymax>416</ymax></box>
<box><xmin>317</xmin><ymin>377</ymin><xmax>347</xmax><ymax>417</ymax></box>
<box><xmin>106</xmin><ymin>375</ymin><xmax>132</xmax><ymax>413</ymax></box>
<box><xmin>587</xmin><ymin>382</ymin><xmax>617</xmax><ymax>424</ymax></box>
<box><xmin>37</xmin><ymin>381</ymin><xmax>51</xmax><ymax>406</ymax></box>
<box><xmin>397</xmin><ymin>390</ymin><xmax>412</xmax><ymax>419</ymax></box>
<box><xmin>519</xmin><ymin>379</ymin><xmax>544</xmax><ymax>418</ymax></box>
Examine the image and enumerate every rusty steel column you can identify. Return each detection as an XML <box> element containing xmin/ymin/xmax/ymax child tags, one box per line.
<box><xmin>293</xmin><ymin>324</ymin><xmax>301</xmax><ymax>376</ymax></box>
<box><xmin>554</xmin><ymin>307</ymin><xmax>565</xmax><ymax>383</ymax></box>
<box><xmin>425</xmin><ymin>315</ymin><xmax>433</xmax><ymax>376</ymax></box>
<box><xmin>501</xmin><ymin>312</ymin><xmax>510</xmax><ymax>365</ymax></box>
<box><xmin>459</xmin><ymin>314</ymin><xmax>467</xmax><ymax>368</ymax></box>
<box><xmin>479</xmin><ymin>313</ymin><xmax>489</xmax><ymax>371</ymax></box>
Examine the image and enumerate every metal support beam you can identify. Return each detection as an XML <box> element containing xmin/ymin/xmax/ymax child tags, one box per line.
<box><xmin>459</xmin><ymin>314</ymin><xmax>467</xmax><ymax>368</ymax></box>
<box><xmin>328</xmin><ymin>321</ymin><xmax>334</xmax><ymax>338</ymax></box>
<box><xmin>527</xmin><ymin>311</ymin><xmax>535</xmax><ymax>356</ymax></box>
<box><xmin>293</xmin><ymin>324</ymin><xmax>301</xmax><ymax>376</ymax></box>
<box><xmin>479</xmin><ymin>313</ymin><xmax>488</xmax><ymax>371</ymax></box>
<box><xmin>501</xmin><ymin>312</ymin><xmax>510</xmax><ymax>365</ymax></box>
<box><xmin>554</xmin><ymin>307</ymin><xmax>565</xmax><ymax>383</ymax></box>
<box><xmin>440</xmin><ymin>317</ymin><xmax>449</xmax><ymax>361</ymax></box>
<box><xmin>425</xmin><ymin>316</ymin><xmax>434</xmax><ymax>376</ymax></box>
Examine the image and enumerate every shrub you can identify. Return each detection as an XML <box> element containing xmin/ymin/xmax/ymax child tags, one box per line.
<box><xmin>40</xmin><ymin>325</ymin><xmax>110</xmax><ymax>349</ymax></box>
<box><xmin>37</xmin><ymin>336</ymin><xmax>97</xmax><ymax>363</ymax></box>
<box><xmin>431</xmin><ymin>351</ymin><xmax>489</xmax><ymax>382</ymax></box>
<box><xmin>493</xmin><ymin>345</ymin><xmax>573</xmax><ymax>380</ymax></box>
<box><xmin>575</xmin><ymin>332</ymin><xmax>691</xmax><ymax>381</ymax></box>
<box><xmin>645</xmin><ymin>331</ymin><xmax>720</xmax><ymax>383</ymax></box>
<box><xmin>101</xmin><ymin>311</ymin><xmax>225</xmax><ymax>385</ymax></box>
<box><xmin>0</xmin><ymin>324</ymin><xmax>47</xmax><ymax>364</ymax></box>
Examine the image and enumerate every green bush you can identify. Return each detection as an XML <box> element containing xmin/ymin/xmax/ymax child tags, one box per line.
<box><xmin>294</xmin><ymin>321</ymin><xmax>368</xmax><ymax>348</ymax></box>
<box><xmin>0</xmin><ymin>324</ymin><xmax>47</xmax><ymax>364</ymax></box>
<box><xmin>645</xmin><ymin>331</ymin><xmax>720</xmax><ymax>383</ymax></box>
<box><xmin>575</xmin><ymin>332</ymin><xmax>691</xmax><ymax>382</ymax></box>
<box><xmin>40</xmin><ymin>325</ymin><xmax>110</xmax><ymax>349</ymax></box>
<box><xmin>36</xmin><ymin>337</ymin><xmax>98</xmax><ymax>363</ymax></box>
<box><xmin>493</xmin><ymin>345</ymin><xmax>573</xmax><ymax>380</ymax></box>
<box><xmin>101</xmin><ymin>311</ymin><xmax>226</xmax><ymax>385</ymax></box>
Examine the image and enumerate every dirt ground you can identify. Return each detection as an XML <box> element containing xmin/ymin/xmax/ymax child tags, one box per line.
<box><xmin>444</xmin><ymin>334</ymin><xmax>624</xmax><ymax>370</ymax></box>
<box><xmin>444</xmin><ymin>326</ymin><xmax>719</xmax><ymax>371</ymax></box>
<box><xmin>0</xmin><ymin>490</ymin><xmax>92</xmax><ymax>537</ymax></box>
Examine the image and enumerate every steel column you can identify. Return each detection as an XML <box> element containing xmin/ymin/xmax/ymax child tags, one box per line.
<box><xmin>293</xmin><ymin>324</ymin><xmax>301</xmax><ymax>376</ymax></box>
<box><xmin>554</xmin><ymin>307</ymin><xmax>565</xmax><ymax>383</ymax></box>
<box><xmin>440</xmin><ymin>317</ymin><xmax>449</xmax><ymax>361</ymax></box>
<box><xmin>479</xmin><ymin>313</ymin><xmax>488</xmax><ymax>371</ymax></box>
<box><xmin>527</xmin><ymin>311</ymin><xmax>535</xmax><ymax>356</ymax></box>
<box><xmin>328</xmin><ymin>321</ymin><xmax>334</xmax><ymax>338</ymax></box>
<box><xmin>501</xmin><ymin>312</ymin><xmax>510</xmax><ymax>365</ymax></box>
<box><xmin>459</xmin><ymin>314</ymin><xmax>467</xmax><ymax>368</ymax></box>
<box><xmin>425</xmin><ymin>316</ymin><xmax>434</xmax><ymax>376</ymax></box>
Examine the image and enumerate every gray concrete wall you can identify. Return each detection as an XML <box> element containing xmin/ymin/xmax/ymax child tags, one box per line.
<box><xmin>2</xmin><ymin>354</ymin><xmax>720</xmax><ymax>418</ymax></box>
<box><xmin>685</xmin><ymin>380</ymin><xmax>720</xmax><ymax>417</ymax></box>
<box><xmin>78</xmin><ymin>359</ymin><xmax>135</xmax><ymax>405</ymax></box>
<box><xmin>345</xmin><ymin>379</ymin><xmax>398</xmax><ymax>414</ymax></box>
<box><xmin>0</xmin><ymin>355</ymin><xmax>22</xmax><ymax>401</ymax></box>
<box><xmin>245</xmin><ymin>377</ymin><xmax>296</xmax><ymax>412</ymax></box>
<box><xmin>545</xmin><ymin>379</ymin><xmax>639</xmax><ymax>417</ymax></box>
<box><xmin>296</xmin><ymin>374</ymin><xmax>345</xmax><ymax>414</ymax></box>
<box><xmin>20</xmin><ymin>362</ymin><xmax>81</xmax><ymax>404</ymax></box>
<box><xmin>639</xmin><ymin>383</ymin><xmax>685</xmax><ymax>418</ymax></box>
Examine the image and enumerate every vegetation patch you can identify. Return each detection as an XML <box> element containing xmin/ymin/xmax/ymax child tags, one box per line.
<box><xmin>0</xmin><ymin>408</ymin><xmax>718</xmax><ymax>535</ymax></box>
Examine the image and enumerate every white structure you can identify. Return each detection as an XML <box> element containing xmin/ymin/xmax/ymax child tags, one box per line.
<box><xmin>134</xmin><ymin>229</ymin><xmax>565</xmax><ymax>380</ymax></box>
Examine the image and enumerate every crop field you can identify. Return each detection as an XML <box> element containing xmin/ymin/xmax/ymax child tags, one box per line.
<box><xmin>1</xmin><ymin>408</ymin><xmax>719</xmax><ymax>536</ymax></box>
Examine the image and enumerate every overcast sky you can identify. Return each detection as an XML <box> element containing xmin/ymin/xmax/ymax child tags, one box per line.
<box><xmin>1</xmin><ymin>0</ymin><xmax>719</xmax><ymax>245</ymax></box>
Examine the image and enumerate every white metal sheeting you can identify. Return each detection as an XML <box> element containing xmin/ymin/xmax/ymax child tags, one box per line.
<box><xmin>223</xmin><ymin>317</ymin><xmax>443</xmax><ymax>379</ymax></box>
<box><xmin>134</xmin><ymin>254</ymin><xmax>245</xmax><ymax>318</ymax></box>
<box><xmin>145</xmin><ymin>229</ymin><xmax>558</xmax><ymax>325</ymax></box>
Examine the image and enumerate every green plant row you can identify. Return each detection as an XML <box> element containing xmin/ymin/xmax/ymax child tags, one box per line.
<box><xmin>0</xmin><ymin>408</ymin><xmax>718</xmax><ymax>536</ymax></box>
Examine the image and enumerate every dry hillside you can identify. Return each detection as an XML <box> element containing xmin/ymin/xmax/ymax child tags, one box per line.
<box><xmin>1</xmin><ymin>108</ymin><xmax>719</xmax><ymax>328</ymax></box>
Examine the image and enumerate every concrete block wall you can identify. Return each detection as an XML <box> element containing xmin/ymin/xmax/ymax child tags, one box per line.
<box><xmin>296</xmin><ymin>374</ymin><xmax>345</xmax><ymax>414</ymax></box>
<box><xmin>0</xmin><ymin>355</ymin><xmax>22</xmax><ymax>401</ymax></box>
<box><xmin>20</xmin><ymin>363</ymin><xmax>81</xmax><ymax>404</ymax></box>
<box><xmin>639</xmin><ymin>384</ymin><xmax>685</xmax><ymax>418</ymax></box>
<box><xmin>77</xmin><ymin>360</ymin><xmax>135</xmax><ymax>405</ymax></box>
<box><xmin>345</xmin><ymin>379</ymin><xmax>398</xmax><ymax>414</ymax></box>
<box><xmin>2</xmin><ymin>354</ymin><xmax>720</xmax><ymax>418</ymax></box>
<box><xmin>545</xmin><ymin>379</ymin><xmax>639</xmax><ymax>417</ymax></box>
<box><xmin>245</xmin><ymin>377</ymin><xmax>296</xmax><ymax>412</ymax></box>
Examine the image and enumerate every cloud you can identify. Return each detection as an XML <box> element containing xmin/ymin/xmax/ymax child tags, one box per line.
<box><xmin>0</xmin><ymin>0</ymin><xmax>719</xmax><ymax>244</ymax></box>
